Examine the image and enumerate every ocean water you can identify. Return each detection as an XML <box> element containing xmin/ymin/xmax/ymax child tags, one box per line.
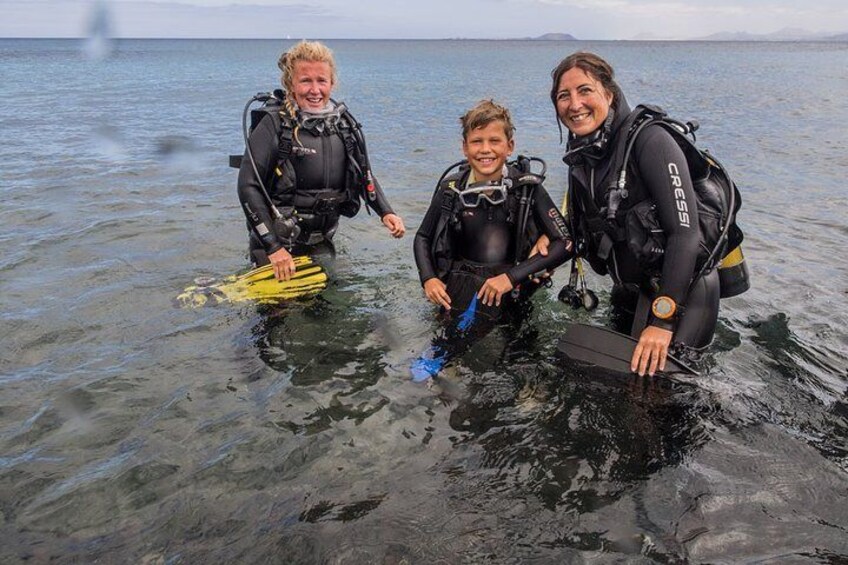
<box><xmin>1</xmin><ymin>38</ymin><xmax>847</xmax><ymax>562</ymax></box>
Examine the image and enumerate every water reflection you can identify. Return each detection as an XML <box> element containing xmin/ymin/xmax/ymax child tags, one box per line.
<box><xmin>748</xmin><ymin>312</ymin><xmax>848</xmax><ymax>470</ymax></box>
<box><xmin>249</xmin><ymin>273</ymin><xmax>394</xmax><ymax>436</ymax></box>
<box><xmin>443</xmin><ymin>358</ymin><xmax>711</xmax><ymax>512</ymax></box>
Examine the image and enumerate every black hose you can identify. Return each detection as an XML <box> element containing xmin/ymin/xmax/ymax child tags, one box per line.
<box><xmin>242</xmin><ymin>92</ymin><xmax>282</xmax><ymax>219</ymax></box>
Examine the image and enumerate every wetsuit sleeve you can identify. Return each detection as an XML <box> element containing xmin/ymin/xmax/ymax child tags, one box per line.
<box><xmin>633</xmin><ymin>125</ymin><xmax>700</xmax><ymax>312</ymax></box>
<box><xmin>352</xmin><ymin>127</ymin><xmax>394</xmax><ymax>217</ymax></box>
<box><xmin>505</xmin><ymin>185</ymin><xmax>574</xmax><ymax>285</ymax></box>
<box><xmin>365</xmin><ymin>173</ymin><xmax>395</xmax><ymax>217</ymax></box>
<box><xmin>413</xmin><ymin>191</ymin><xmax>444</xmax><ymax>285</ymax></box>
<box><xmin>236</xmin><ymin>114</ymin><xmax>284</xmax><ymax>255</ymax></box>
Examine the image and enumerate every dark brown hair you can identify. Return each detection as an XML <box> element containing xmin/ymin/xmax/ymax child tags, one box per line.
<box><xmin>549</xmin><ymin>51</ymin><xmax>622</xmax><ymax>111</ymax></box>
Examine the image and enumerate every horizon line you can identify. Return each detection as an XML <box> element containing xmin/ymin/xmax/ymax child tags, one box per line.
<box><xmin>3</xmin><ymin>35</ymin><xmax>847</xmax><ymax>42</ymax></box>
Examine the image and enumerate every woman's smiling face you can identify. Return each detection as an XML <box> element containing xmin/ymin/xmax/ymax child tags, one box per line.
<box><xmin>555</xmin><ymin>67</ymin><xmax>614</xmax><ymax>137</ymax></box>
<box><xmin>291</xmin><ymin>60</ymin><xmax>334</xmax><ymax>112</ymax></box>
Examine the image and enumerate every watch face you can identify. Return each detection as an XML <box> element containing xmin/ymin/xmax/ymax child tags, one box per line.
<box><xmin>653</xmin><ymin>297</ymin><xmax>675</xmax><ymax>319</ymax></box>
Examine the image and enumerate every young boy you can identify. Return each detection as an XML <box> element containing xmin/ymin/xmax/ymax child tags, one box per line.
<box><xmin>413</xmin><ymin>100</ymin><xmax>572</xmax><ymax>321</ymax></box>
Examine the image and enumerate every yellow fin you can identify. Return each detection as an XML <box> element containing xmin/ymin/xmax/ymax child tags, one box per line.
<box><xmin>177</xmin><ymin>255</ymin><xmax>327</xmax><ymax>307</ymax></box>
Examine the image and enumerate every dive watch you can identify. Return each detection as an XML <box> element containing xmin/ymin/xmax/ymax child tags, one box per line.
<box><xmin>651</xmin><ymin>296</ymin><xmax>677</xmax><ymax>320</ymax></box>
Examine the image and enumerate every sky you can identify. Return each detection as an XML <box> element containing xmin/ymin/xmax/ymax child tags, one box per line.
<box><xmin>2</xmin><ymin>0</ymin><xmax>848</xmax><ymax>40</ymax></box>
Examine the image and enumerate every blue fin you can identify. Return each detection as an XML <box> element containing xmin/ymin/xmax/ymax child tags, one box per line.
<box><xmin>410</xmin><ymin>346</ymin><xmax>448</xmax><ymax>382</ymax></box>
<box><xmin>456</xmin><ymin>294</ymin><xmax>478</xmax><ymax>332</ymax></box>
<box><xmin>410</xmin><ymin>294</ymin><xmax>480</xmax><ymax>382</ymax></box>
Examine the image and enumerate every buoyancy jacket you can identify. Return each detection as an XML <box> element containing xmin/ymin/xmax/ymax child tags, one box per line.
<box><xmin>237</xmin><ymin>100</ymin><xmax>394</xmax><ymax>255</ymax></box>
<box><xmin>414</xmin><ymin>161</ymin><xmax>572</xmax><ymax>287</ymax></box>
<box><xmin>566</xmin><ymin>100</ymin><xmax>701</xmax><ymax>310</ymax></box>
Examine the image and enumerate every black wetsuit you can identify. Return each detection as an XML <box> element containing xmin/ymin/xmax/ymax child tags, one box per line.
<box><xmin>237</xmin><ymin>104</ymin><xmax>394</xmax><ymax>265</ymax></box>
<box><xmin>414</xmin><ymin>165</ymin><xmax>571</xmax><ymax>318</ymax></box>
<box><xmin>568</xmin><ymin>101</ymin><xmax>720</xmax><ymax>348</ymax></box>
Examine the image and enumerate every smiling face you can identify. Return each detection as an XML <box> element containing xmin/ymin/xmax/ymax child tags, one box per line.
<box><xmin>462</xmin><ymin>120</ymin><xmax>515</xmax><ymax>182</ymax></box>
<box><xmin>291</xmin><ymin>60</ymin><xmax>334</xmax><ymax>112</ymax></box>
<box><xmin>555</xmin><ymin>67</ymin><xmax>614</xmax><ymax>137</ymax></box>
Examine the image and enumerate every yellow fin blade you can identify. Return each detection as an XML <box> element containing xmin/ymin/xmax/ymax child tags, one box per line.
<box><xmin>177</xmin><ymin>255</ymin><xmax>327</xmax><ymax>307</ymax></box>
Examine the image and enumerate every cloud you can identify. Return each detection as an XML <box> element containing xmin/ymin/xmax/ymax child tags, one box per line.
<box><xmin>0</xmin><ymin>0</ymin><xmax>337</xmax><ymax>38</ymax></box>
<box><xmin>2</xmin><ymin>0</ymin><xmax>847</xmax><ymax>38</ymax></box>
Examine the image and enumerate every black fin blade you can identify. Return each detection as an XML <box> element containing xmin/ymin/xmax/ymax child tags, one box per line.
<box><xmin>556</xmin><ymin>323</ymin><xmax>698</xmax><ymax>376</ymax></box>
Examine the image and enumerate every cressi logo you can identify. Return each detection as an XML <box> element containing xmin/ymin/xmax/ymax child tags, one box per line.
<box><xmin>668</xmin><ymin>162</ymin><xmax>690</xmax><ymax>228</ymax></box>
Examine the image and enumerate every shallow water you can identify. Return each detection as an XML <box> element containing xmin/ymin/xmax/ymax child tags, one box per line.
<box><xmin>1</xmin><ymin>38</ymin><xmax>847</xmax><ymax>562</ymax></box>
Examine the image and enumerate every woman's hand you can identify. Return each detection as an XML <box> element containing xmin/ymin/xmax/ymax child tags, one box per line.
<box><xmin>529</xmin><ymin>234</ymin><xmax>550</xmax><ymax>258</ymax></box>
<box><xmin>382</xmin><ymin>213</ymin><xmax>406</xmax><ymax>238</ymax></box>
<box><xmin>268</xmin><ymin>247</ymin><xmax>296</xmax><ymax>281</ymax></box>
<box><xmin>631</xmin><ymin>325</ymin><xmax>674</xmax><ymax>376</ymax></box>
<box><xmin>424</xmin><ymin>278</ymin><xmax>451</xmax><ymax>309</ymax></box>
<box><xmin>527</xmin><ymin>234</ymin><xmax>567</xmax><ymax>283</ymax></box>
<box><xmin>477</xmin><ymin>274</ymin><xmax>514</xmax><ymax>307</ymax></box>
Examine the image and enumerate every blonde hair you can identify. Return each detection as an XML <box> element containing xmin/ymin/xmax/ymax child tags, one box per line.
<box><xmin>276</xmin><ymin>40</ymin><xmax>338</xmax><ymax>144</ymax></box>
<box><xmin>460</xmin><ymin>99</ymin><xmax>515</xmax><ymax>140</ymax></box>
<box><xmin>277</xmin><ymin>40</ymin><xmax>338</xmax><ymax>115</ymax></box>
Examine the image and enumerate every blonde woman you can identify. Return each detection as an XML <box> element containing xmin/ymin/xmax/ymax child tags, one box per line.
<box><xmin>237</xmin><ymin>40</ymin><xmax>405</xmax><ymax>280</ymax></box>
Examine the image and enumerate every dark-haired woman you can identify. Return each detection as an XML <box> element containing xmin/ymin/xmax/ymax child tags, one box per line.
<box><xmin>535</xmin><ymin>52</ymin><xmax>720</xmax><ymax>376</ymax></box>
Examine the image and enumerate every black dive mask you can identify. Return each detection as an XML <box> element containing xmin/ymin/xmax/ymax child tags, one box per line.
<box><xmin>562</xmin><ymin>109</ymin><xmax>615</xmax><ymax>167</ymax></box>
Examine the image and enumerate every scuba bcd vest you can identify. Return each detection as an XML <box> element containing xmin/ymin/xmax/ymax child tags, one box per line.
<box><xmin>571</xmin><ymin>104</ymin><xmax>749</xmax><ymax>298</ymax></box>
<box><xmin>428</xmin><ymin>156</ymin><xmax>547</xmax><ymax>280</ymax></box>
<box><xmin>230</xmin><ymin>90</ymin><xmax>378</xmax><ymax>223</ymax></box>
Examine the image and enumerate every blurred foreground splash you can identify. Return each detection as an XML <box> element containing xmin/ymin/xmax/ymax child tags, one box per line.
<box><xmin>84</xmin><ymin>0</ymin><xmax>114</xmax><ymax>61</ymax></box>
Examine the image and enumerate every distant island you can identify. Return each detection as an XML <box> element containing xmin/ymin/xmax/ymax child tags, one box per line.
<box><xmin>517</xmin><ymin>27</ymin><xmax>847</xmax><ymax>42</ymax></box>
<box><xmin>692</xmin><ymin>27</ymin><xmax>848</xmax><ymax>41</ymax></box>
<box><xmin>529</xmin><ymin>33</ymin><xmax>578</xmax><ymax>41</ymax></box>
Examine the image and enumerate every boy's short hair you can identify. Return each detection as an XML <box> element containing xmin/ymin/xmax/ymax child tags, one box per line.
<box><xmin>460</xmin><ymin>99</ymin><xmax>515</xmax><ymax>140</ymax></box>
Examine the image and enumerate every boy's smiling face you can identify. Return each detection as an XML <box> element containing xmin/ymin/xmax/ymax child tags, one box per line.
<box><xmin>462</xmin><ymin>120</ymin><xmax>514</xmax><ymax>182</ymax></box>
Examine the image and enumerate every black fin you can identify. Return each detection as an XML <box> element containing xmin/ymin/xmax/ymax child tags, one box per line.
<box><xmin>556</xmin><ymin>322</ymin><xmax>699</xmax><ymax>376</ymax></box>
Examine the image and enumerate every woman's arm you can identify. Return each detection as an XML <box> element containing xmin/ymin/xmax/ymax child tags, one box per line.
<box><xmin>236</xmin><ymin>114</ymin><xmax>285</xmax><ymax>256</ymax></box>
<box><xmin>506</xmin><ymin>186</ymin><xmax>573</xmax><ymax>284</ymax></box>
<box><xmin>630</xmin><ymin>125</ymin><xmax>701</xmax><ymax>375</ymax></box>
<box><xmin>478</xmin><ymin>186</ymin><xmax>573</xmax><ymax>306</ymax></box>
<box><xmin>634</xmin><ymin>125</ymin><xmax>700</xmax><ymax>310</ymax></box>
<box><xmin>372</xmin><ymin>176</ymin><xmax>406</xmax><ymax>238</ymax></box>
<box><xmin>354</xmin><ymin>135</ymin><xmax>406</xmax><ymax>238</ymax></box>
<box><xmin>363</xmin><ymin>174</ymin><xmax>395</xmax><ymax>218</ymax></box>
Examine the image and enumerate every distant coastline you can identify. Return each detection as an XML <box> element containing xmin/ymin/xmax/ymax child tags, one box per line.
<box><xmin>2</xmin><ymin>31</ymin><xmax>847</xmax><ymax>42</ymax></box>
<box><xmin>521</xmin><ymin>28</ymin><xmax>848</xmax><ymax>41</ymax></box>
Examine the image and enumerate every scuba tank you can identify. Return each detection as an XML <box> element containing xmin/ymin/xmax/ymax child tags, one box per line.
<box><xmin>717</xmin><ymin>245</ymin><xmax>749</xmax><ymax>298</ymax></box>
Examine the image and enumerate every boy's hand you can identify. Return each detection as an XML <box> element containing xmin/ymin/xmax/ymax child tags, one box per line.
<box><xmin>424</xmin><ymin>278</ymin><xmax>451</xmax><ymax>310</ymax></box>
<box><xmin>478</xmin><ymin>274</ymin><xmax>514</xmax><ymax>307</ymax></box>
<box><xmin>382</xmin><ymin>213</ymin><xmax>406</xmax><ymax>238</ymax></box>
